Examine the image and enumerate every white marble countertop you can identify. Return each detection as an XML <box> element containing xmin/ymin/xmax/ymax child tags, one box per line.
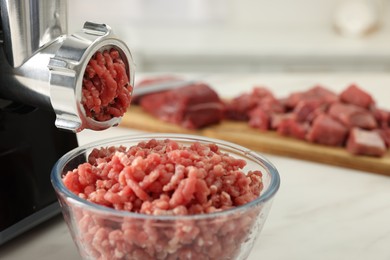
<box><xmin>1</xmin><ymin>73</ymin><xmax>390</xmax><ymax>260</ymax></box>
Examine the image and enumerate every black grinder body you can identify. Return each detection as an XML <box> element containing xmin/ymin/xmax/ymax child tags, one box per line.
<box><xmin>0</xmin><ymin>101</ymin><xmax>78</xmax><ymax>245</ymax></box>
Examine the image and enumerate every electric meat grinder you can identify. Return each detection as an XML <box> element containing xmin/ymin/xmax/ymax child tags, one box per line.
<box><xmin>0</xmin><ymin>0</ymin><xmax>134</xmax><ymax>244</ymax></box>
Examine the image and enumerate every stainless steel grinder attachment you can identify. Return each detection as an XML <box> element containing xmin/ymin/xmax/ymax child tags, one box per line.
<box><xmin>0</xmin><ymin>0</ymin><xmax>135</xmax><ymax>132</ymax></box>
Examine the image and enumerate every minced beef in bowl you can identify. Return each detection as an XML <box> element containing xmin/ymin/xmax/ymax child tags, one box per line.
<box><xmin>51</xmin><ymin>134</ymin><xmax>280</xmax><ymax>260</ymax></box>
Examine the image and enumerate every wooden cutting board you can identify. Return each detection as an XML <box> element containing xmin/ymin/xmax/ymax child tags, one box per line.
<box><xmin>120</xmin><ymin>106</ymin><xmax>390</xmax><ymax>176</ymax></box>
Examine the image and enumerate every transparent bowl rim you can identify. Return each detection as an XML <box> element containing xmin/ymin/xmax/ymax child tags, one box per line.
<box><xmin>51</xmin><ymin>133</ymin><xmax>280</xmax><ymax>220</ymax></box>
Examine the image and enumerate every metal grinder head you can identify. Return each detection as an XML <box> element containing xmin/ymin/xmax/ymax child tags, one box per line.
<box><xmin>0</xmin><ymin>0</ymin><xmax>135</xmax><ymax>132</ymax></box>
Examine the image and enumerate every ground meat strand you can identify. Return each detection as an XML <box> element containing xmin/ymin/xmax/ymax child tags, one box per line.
<box><xmin>63</xmin><ymin>139</ymin><xmax>264</xmax><ymax>259</ymax></box>
<box><xmin>82</xmin><ymin>48</ymin><xmax>132</xmax><ymax>121</ymax></box>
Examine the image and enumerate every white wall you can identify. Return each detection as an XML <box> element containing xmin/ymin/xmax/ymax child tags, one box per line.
<box><xmin>68</xmin><ymin>0</ymin><xmax>343</xmax><ymax>29</ymax></box>
<box><xmin>67</xmin><ymin>0</ymin><xmax>390</xmax><ymax>73</ymax></box>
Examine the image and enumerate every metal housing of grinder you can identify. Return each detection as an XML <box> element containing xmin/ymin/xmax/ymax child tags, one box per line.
<box><xmin>0</xmin><ymin>0</ymin><xmax>135</xmax><ymax>132</ymax></box>
<box><xmin>0</xmin><ymin>0</ymin><xmax>134</xmax><ymax>245</ymax></box>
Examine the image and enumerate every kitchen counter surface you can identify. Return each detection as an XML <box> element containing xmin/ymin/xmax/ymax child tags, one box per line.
<box><xmin>1</xmin><ymin>73</ymin><xmax>390</xmax><ymax>260</ymax></box>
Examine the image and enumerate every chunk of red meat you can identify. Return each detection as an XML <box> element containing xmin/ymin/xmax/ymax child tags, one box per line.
<box><xmin>270</xmin><ymin>113</ymin><xmax>295</xmax><ymax>130</ymax></box>
<box><xmin>224</xmin><ymin>94</ymin><xmax>256</xmax><ymax>121</ymax></box>
<box><xmin>340</xmin><ymin>84</ymin><xmax>375</xmax><ymax>109</ymax></box>
<box><xmin>371</xmin><ymin>107</ymin><xmax>390</xmax><ymax>128</ymax></box>
<box><xmin>139</xmin><ymin>83</ymin><xmax>224</xmax><ymax>129</ymax></box>
<box><xmin>248</xmin><ymin>107</ymin><xmax>270</xmax><ymax>130</ymax></box>
<box><xmin>306</xmin><ymin>114</ymin><xmax>348</xmax><ymax>146</ymax></box>
<box><xmin>328</xmin><ymin>103</ymin><xmax>377</xmax><ymax>130</ymax></box>
<box><xmin>377</xmin><ymin>128</ymin><xmax>390</xmax><ymax>148</ymax></box>
<box><xmin>276</xmin><ymin>118</ymin><xmax>309</xmax><ymax>140</ymax></box>
<box><xmin>286</xmin><ymin>85</ymin><xmax>338</xmax><ymax>108</ymax></box>
<box><xmin>257</xmin><ymin>97</ymin><xmax>286</xmax><ymax>114</ymax></box>
<box><xmin>252</xmin><ymin>86</ymin><xmax>275</xmax><ymax>98</ymax></box>
<box><xmin>224</xmin><ymin>87</ymin><xmax>276</xmax><ymax>120</ymax></box>
<box><xmin>247</xmin><ymin>94</ymin><xmax>285</xmax><ymax>131</ymax></box>
<box><xmin>346</xmin><ymin>128</ymin><xmax>386</xmax><ymax>157</ymax></box>
<box><xmin>293</xmin><ymin>99</ymin><xmax>328</xmax><ymax>123</ymax></box>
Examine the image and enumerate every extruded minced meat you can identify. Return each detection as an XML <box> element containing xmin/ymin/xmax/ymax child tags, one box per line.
<box><xmin>82</xmin><ymin>48</ymin><xmax>132</xmax><ymax>121</ymax></box>
<box><xmin>63</xmin><ymin>139</ymin><xmax>264</xmax><ymax>259</ymax></box>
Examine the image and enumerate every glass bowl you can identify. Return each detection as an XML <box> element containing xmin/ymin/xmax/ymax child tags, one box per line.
<box><xmin>51</xmin><ymin>133</ymin><xmax>280</xmax><ymax>260</ymax></box>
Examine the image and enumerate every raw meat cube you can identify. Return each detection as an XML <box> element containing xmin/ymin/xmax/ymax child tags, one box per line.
<box><xmin>248</xmin><ymin>107</ymin><xmax>270</xmax><ymax>130</ymax></box>
<box><xmin>276</xmin><ymin>118</ymin><xmax>309</xmax><ymax>140</ymax></box>
<box><xmin>257</xmin><ymin>97</ymin><xmax>286</xmax><ymax>114</ymax></box>
<box><xmin>247</xmin><ymin>94</ymin><xmax>286</xmax><ymax>131</ymax></box>
<box><xmin>346</xmin><ymin>128</ymin><xmax>386</xmax><ymax>157</ymax></box>
<box><xmin>285</xmin><ymin>85</ymin><xmax>338</xmax><ymax>108</ymax></box>
<box><xmin>224</xmin><ymin>93</ymin><xmax>257</xmax><ymax>121</ymax></box>
<box><xmin>372</xmin><ymin>107</ymin><xmax>390</xmax><ymax>128</ymax></box>
<box><xmin>328</xmin><ymin>102</ymin><xmax>377</xmax><ymax>130</ymax></box>
<box><xmin>293</xmin><ymin>99</ymin><xmax>328</xmax><ymax>123</ymax></box>
<box><xmin>306</xmin><ymin>114</ymin><xmax>348</xmax><ymax>146</ymax></box>
<box><xmin>377</xmin><ymin>128</ymin><xmax>390</xmax><ymax>148</ymax></box>
<box><xmin>270</xmin><ymin>113</ymin><xmax>295</xmax><ymax>130</ymax></box>
<box><xmin>224</xmin><ymin>87</ymin><xmax>277</xmax><ymax>120</ymax></box>
<box><xmin>340</xmin><ymin>84</ymin><xmax>375</xmax><ymax>108</ymax></box>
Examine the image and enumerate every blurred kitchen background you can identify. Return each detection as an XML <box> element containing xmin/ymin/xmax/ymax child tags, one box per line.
<box><xmin>69</xmin><ymin>0</ymin><xmax>390</xmax><ymax>73</ymax></box>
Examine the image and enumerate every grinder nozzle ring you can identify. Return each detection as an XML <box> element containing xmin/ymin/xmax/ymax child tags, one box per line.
<box><xmin>49</xmin><ymin>22</ymin><xmax>135</xmax><ymax>132</ymax></box>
